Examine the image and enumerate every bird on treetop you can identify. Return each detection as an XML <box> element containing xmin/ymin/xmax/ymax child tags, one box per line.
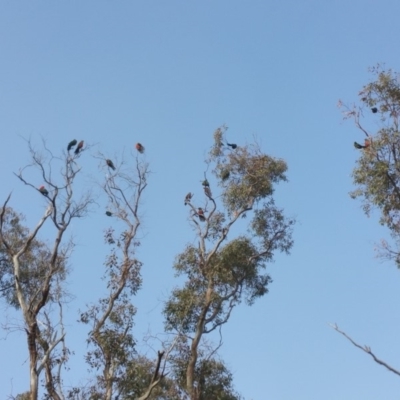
<box><xmin>67</xmin><ymin>139</ymin><xmax>77</xmax><ymax>151</ymax></box>
<box><xmin>227</xmin><ymin>142</ymin><xmax>237</xmax><ymax>149</ymax></box>
<box><xmin>136</xmin><ymin>143</ymin><xmax>145</xmax><ymax>153</ymax></box>
<box><xmin>204</xmin><ymin>186</ymin><xmax>212</xmax><ymax>198</ymax></box>
<box><xmin>184</xmin><ymin>192</ymin><xmax>193</xmax><ymax>205</ymax></box>
<box><xmin>197</xmin><ymin>207</ymin><xmax>206</xmax><ymax>222</ymax></box>
<box><xmin>105</xmin><ymin>211</ymin><xmax>112</xmax><ymax>216</ymax></box>
<box><xmin>371</xmin><ymin>107</ymin><xmax>378</xmax><ymax>113</ymax></box>
<box><xmin>220</xmin><ymin>169</ymin><xmax>230</xmax><ymax>181</ymax></box>
<box><xmin>74</xmin><ymin>140</ymin><xmax>84</xmax><ymax>154</ymax></box>
<box><xmin>39</xmin><ymin>186</ymin><xmax>49</xmax><ymax>196</ymax></box>
<box><xmin>202</xmin><ymin>179</ymin><xmax>209</xmax><ymax>187</ymax></box>
<box><xmin>354</xmin><ymin>141</ymin><xmax>366</xmax><ymax>149</ymax></box>
<box><xmin>106</xmin><ymin>159</ymin><xmax>116</xmax><ymax>170</ymax></box>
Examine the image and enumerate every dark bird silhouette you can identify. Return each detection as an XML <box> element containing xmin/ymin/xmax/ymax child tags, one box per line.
<box><xmin>105</xmin><ymin>211</ymin><xmax>112</xmax><ymax>216</ymax></box>
<box><xmin>204</xmin><ymin>186</ymin><xmax>212</xmax><ymax>198</ymax></box>
<box><xmin>354</xmin><ymin>139</ymin><xmax>371</xmax><ymax>149</ymax></box>
<box><xmin>227</xmin><ymin>142</ymin><xmax>237</xmax><ymax>149</ymax></box>
<box><xmin>39</xmin><ymin>186</ymin><xmax>49</xmax><ymax>196</ymax></box>
<box><xmin>197</xmin><ymin>208</ymin><xmax>206</xmax><ymax>222</ymax></box>
<box><xmin>136</xmin><ymin>143</ymin><xmax>145</xmax><ymax>153</ymax></box>
<box><xmin>371</xmin><ymin>107</ymin><xmax>378</xmax><ymax>113</ymax></box>
<box><xmin>202</xmin><ymin>179</ymin><xmax>210</xmax><ymax>187</ymax></box>
<box><xmin>67</xmin><ymin>139</ymin><xmax>77</xmax><ymax>151</ymax></box>
<box><xmin>354</xmin><ymin>141</ymin><xmax>366</xmax><ymax>149</ymax></box>
<box><xmin>220</xmin><ymin>169</ymin><xmax>230</xmax><ymax>181</ymax></box>
<box><xmin>106</xmin><ymin>159</ymin><xmax>116</xmax><ymax>170</ymax></box>
<box><xmin>184</xmin><ymin>192</ymin><xmax>193</xmax><ymax>205</ymax></box>
<box><xmin>74</xmin><ymin>140</ymin><xmax>84</xmax><ymax>154</ymax></box>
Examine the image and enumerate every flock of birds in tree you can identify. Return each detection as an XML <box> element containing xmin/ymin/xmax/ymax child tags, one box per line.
<box><xmin>39</xmin><ymin>136</ymin><xmax>235</xmax><ymax>222</ymax></box>
<box><xmin>184</xmin><ymin>139</ymin><xmax>238</xmax><ymax>222</ymax></box>
<box><xmin>38</xmin><ymin>140</ymin><xmax>146</xmax><ymax>218</ymax></box>
<box><xmin>353</xmin><ymin>107</ymin><xmax>377</xmax><ymax>150</ymax></box>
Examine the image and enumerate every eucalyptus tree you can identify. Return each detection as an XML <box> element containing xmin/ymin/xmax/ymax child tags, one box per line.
<box><xmin>0</xmin><ymin>140</ymin><xmax>92</xmax><ymax>400</ymax></box>
<box><xmin>163</xmin><ymin>127</ymin><xmax>295</xmax><ymax>399</ymax></box>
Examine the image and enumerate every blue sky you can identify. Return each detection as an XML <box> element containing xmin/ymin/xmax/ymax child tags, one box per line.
<box><xmin>1</xmin><ymin>1</ymin><xmax>400</xmax><ymax>399</ymax></box>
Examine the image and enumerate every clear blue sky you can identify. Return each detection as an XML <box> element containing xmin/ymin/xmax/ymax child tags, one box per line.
<box><xmin>1</xmin><ymin>1</ymin><xmax>400</xmax><ymax>399</ymax></box>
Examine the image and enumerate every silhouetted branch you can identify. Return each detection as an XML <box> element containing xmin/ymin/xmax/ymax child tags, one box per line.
<box><xmin>329</xmin><ymin>323</ymin><xmax>400</xmax><ymax>377</ymax></box>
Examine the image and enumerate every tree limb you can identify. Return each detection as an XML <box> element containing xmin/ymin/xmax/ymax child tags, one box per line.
<box><xmin>329</xmin><ymin>323</ymin><xmax>400</xmax><ymax>377</ymax></box>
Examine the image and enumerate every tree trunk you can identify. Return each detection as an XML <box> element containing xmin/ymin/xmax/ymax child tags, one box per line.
<box><xmin>27</xmin><ymin>325</ymin><xmax>39</xmax><ymax>400</ymax></box>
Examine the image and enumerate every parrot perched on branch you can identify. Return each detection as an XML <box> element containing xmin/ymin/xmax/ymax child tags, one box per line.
<box><xmin>136</xmin><ymin>143</ymin><xmax>145</xmax><ymax>153</ymax></box>
<box><xmin>184</xmin><ymin>192</ymin><xmax>193</xmax><ymax>205</ymax></box>
<box><xmin>75</xmin><ymin>140</ymin><xmax>84</xmax><ymax>154</ymax></box>
<box><xmin>39</xmin><ymin>186</ymin><xmax>49</xmax><ymax>196</ymax></box>
<box><xmin>371</xmin><ymin>107</ymin><xmax>378</xmax><ymax>113</ymax></box>
<box><xmin>67</xmin><ymin>139</ymin><xmax>77</xmax><ymax>151</ymax></box>
<box><xmin>354</xmin><ymin>141</ymin><xmax>365</xmax><ymax>149</ymax></box>
<box><xmin>227</xmin><ymin>142</ymin><xmax>237</xmax><ymax>149</ymax></box>
<box><xmin>204</xmin><ymin>186</ymin><xmax>212</xmax><ymax>198</ymax></box>
<box><xmin>354</xmin><ymin>139</ymin><xmax>371</xmax><ymax>150</ymax></box>
<box><xmin>106</xmin><ymin>159</ymin><xmax>116</xmax><ymax>170</ymax></box>
<box><xmin>202</xmin><ymin>179</ymin><xmax>209</xmax><ymax>187</ymax></box>
<box><xmin>220</xmin><ymin>169</ymin><xmax>230</xmax><ymax>181</ymax></box>
<box><xmin>197</xmin><ymin>208</ymin><xmax>206</xmax><ymax>222</ymax></box>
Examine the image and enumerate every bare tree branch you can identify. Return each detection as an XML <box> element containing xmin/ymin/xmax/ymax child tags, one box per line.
<box><xmin>329</xmin><ymin>323</ymin><xmax>400</xmax><ymax>377</ymax></box>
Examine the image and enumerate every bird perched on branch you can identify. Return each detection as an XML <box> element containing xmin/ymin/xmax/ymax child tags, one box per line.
<box><xmin>204</xmin><ymin>186</ymin><xmax>212</xmax><ymax>198</ymax></box>
<box><xmin>202</xmin><ymin>179</ymin><xmax>209</xmax><ymax>187</ymax></box>
<box><xmin>67</xmin><ymin>139</ymin><xmax>77</xmax><ymax>151</ymax></box>
<box><xmin>105</xmin><ymin>211</ymin><xmax>112</xmax><ymax>216</ymax></box>
<box><xmin>39</xmin><ymin>186</ymin><xmax>49</xmax><ymax>196</ymax></box>
<box><xmin>74</xmin><ymin>140</ymin><xmax>84</xmax><ymax>154</ymax></box>
<box><xmin>220</xmin><ymin>169</ymin><xmax>230</xmax><ymax>181</ymax></box>
<box><xmin>184</xmin><ymin>192</ymin><xmax>193</xmax><ymax>205</ymax></box>
<box><xmin>371</xmin><ymin>107</ymin><xmax>378</xmax><ymax>113</ymax></box>
<box><xmin>136</xmin><ymin>143</ymin><xmax>145</xmax><ymax>153</ymax></box>
<box><xmin>354</xmin><ymin>139</ymin><xmax>371</xmax><ymax>150</ymax></box>
<box><xmin>106</xmin><ymin>159</ymin><xmax>116</xmax><ymax>170</ymax></box>
<box><xmin>227</xmin><ymin>142</ymin><xmax>237</xmax><ymax>149</ymax></box>
<box><xmin>354</xmin><ymin>141</ymin><xmax>365</xmax><ymax>149</ymax></box>
<box><xmin>197</xmin><ymin>208</ymin><xmax>206</xmax><ymax>222</ymax></box>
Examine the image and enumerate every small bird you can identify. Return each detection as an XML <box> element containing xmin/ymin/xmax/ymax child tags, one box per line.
<box><xmin>74</xmin><ymin>140</ymin><xmax>84</xmax><ymax>154</ymax></box>
<box><xmin>184</xmin><ymin>192</ymin><xmax>193</xmax><ymax>205</ymax></box>
<box><xmin>39</xmin><ymin>186</ymin><xmax>49</xmax><ymax>196</ymax></box>
<box><xmin>202</xmin><ymin>179</ymin><xmax>210</xmax><ymax>187</ymax></box>
<box><xmin>220</xmin><ymin>169</ymin><xmax>230</xmax><ymax>181</ymax></box>
<box><xmin>354</xmin><ymin>141</ymin><xmax>366</xmax><ymax>149</ymax></box>
<box><xmin>106</xmin><ymin>159</ymin><xmax>116</xmax><ymax>170</ymax></box>
<box><xmin>135</xmin><ymin>143</ymin><xmax>145</xmax><ymax>153</ymax></box>
<box><xmin>371</xmin><ymin>107</ymin><xmax>378</xmax><ymax>113</ymax></box>
<box><xmin>204</xmin><ymin>186</ymin><xmax>212</xmax><ymax>198</ymax></box>
<box><xmin>227</xmin><ymin>142</ymin><xmax>237</xmax><ymax>149</ymax></box>
<box><xmin>354</xmin><ymin>139</ymin><xmax>371</xmax><ymax>149</ymax></box>
<box><xmin>197</xmin><ymin>208</ymin><xmax>206</xmax><ymax>222</ymax></box>
<box><xmin>105</xmin><ymin>211</ymin><xmax>112</xmax><ymax>216</ymax></box>
<box><xmin>67</xmin><ymin>139</ymin><xmax>77</xmax><ymax>151</ymax></box>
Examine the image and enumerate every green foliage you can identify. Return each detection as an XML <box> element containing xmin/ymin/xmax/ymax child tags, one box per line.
<box><xmin>169</xmin><ymin>338</ymin><xmax>243</xmax><ymax>400</ymax></box>
<box><xmin>210</xmin><ymin>127</ymin><xmax>288</xmax><ymax>215</ymax></box>
<box><xmin>0</xmin><ymin>207</ymin><xmax>66</xmax><ymax>309</ymax></box>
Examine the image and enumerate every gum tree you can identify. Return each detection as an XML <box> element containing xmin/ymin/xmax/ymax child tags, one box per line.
<box><xmin>335</xmin><ymin>66</ymin><xmax>400</xmax><ymax>376</ymax></box>
<box><xmin>0</xmin><ymin>140</ymin><xmax>92</xmax><ymax>400</ymax></box>
<box><xmin>163</xmin><ymin>127</ymin><xmax>295</xmax><ymax>399</ymax></box>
